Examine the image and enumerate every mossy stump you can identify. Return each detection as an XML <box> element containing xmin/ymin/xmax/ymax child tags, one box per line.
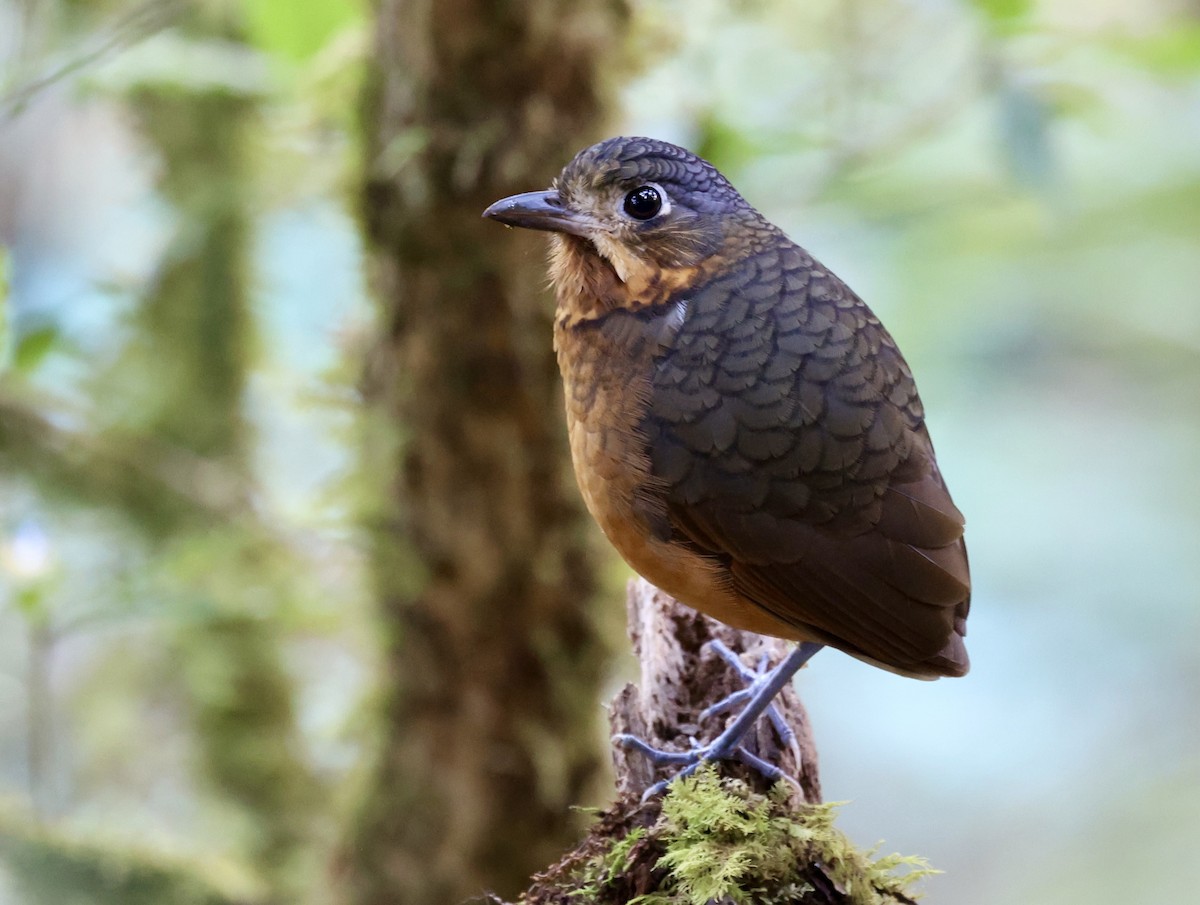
<box><xmin>494</xmin><ymin>579</ymin><xmax>936</xmax><ymax>905</ymax></box>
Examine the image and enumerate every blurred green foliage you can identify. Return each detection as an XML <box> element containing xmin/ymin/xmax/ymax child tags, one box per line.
<box><xmin>1110</xmin><ymin>21</ymin><xmax>1200</xmax><ymax>76</ymax></box>
<box><xmin>971</xmin><ymin>0</ymin><xmax>1035</xmax><ymax>32</ymax></box>
<box><xmin>0</xmin><ymin>808</ymin><xmax>258</xmax><ymax>905</ymax></box>
<box><xmin>243</xmin><ymin>0</ymin><xmax>359</xmax><ymax>62</ymax></box>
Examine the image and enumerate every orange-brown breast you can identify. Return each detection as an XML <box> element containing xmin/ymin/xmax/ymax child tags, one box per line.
<box><xmin>550</xmin><ymin>235</ymin><xmax>815</xmax><ymax>641</ymax></box>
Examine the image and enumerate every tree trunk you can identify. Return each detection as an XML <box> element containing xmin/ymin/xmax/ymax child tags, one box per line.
<box><xmin>344</xmin><ymin>3</ymin><xmax>629</xmax><ymax>904</ymax></box>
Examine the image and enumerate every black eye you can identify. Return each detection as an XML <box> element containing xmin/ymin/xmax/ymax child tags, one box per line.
<box><xmin>623</xmin><ymin>185</ymin><xmax>663</xmax><ymax>220</ymax></box>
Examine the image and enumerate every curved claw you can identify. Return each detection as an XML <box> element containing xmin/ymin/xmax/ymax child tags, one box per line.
<box><xmin>735</xmin><ymin>745</ymin><xmax>800</xmax><ymax>789</ymax></box>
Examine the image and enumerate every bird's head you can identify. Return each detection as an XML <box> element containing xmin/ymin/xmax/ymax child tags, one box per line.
<box><xmin>484</xmin><ymin>137</ymin><xmax>771</xmax><ymax>318</ymax></box>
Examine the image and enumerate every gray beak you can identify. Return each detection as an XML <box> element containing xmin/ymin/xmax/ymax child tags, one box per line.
<box><xmin>482</xmin><ymin>190</ymin><xmax>590</xmax><ymax>237</ymax></box>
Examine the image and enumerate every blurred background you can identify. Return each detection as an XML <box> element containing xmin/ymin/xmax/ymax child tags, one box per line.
<box><xmin>1</xmin><ymin>0</ymin><xmax>1197</xmax><ymax>903</ymax></box>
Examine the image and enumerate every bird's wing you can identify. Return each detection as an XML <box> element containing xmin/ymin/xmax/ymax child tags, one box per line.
<box><xmin>644</xmin><ymin>241</ymin><xmax>970</xmax><ymax>677</ymax></box>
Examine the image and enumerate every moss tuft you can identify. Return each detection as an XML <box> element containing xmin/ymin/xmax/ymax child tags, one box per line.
<box><xmin>517</xmin><ymin>766</ymin><xmax>938</xmax><ymax>905</ymax></box>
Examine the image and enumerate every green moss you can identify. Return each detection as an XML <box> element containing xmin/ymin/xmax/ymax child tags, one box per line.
<box><xmin>527</xmin><ymin>767</ymin><xmax>937</xmax><ymax>905</ymax></box>
<box><xmin>566</xmin><ymin>826</ymin><xmax>648</xmax><ymax>901</ymax></box>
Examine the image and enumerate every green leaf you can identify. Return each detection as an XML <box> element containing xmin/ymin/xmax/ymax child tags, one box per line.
<box><xmin>1109</xmin><ymin>22</ymin><xmax>1200</xmax><ymax>77</ymax></box>
<box><xmin>14</xmin><ymin>326</ymin><xmax>60</xmax><ymax>373</ymax></box>
<box><xmin>13</xmin><ymin>585</ymin><xmax>48</xmax><ymax>621</ymax></box>
<box><xmin>243</xmin><ymin>0</ymin><xmax>361</xmax><ymax>62</ymax></box>
<box><xmin>970</xmin><ymin>0</ymin><xmax>1033</xmax><ymax>32</ymax></box>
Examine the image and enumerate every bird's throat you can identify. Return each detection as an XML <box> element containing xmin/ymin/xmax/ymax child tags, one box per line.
<box><xmin>548</xmin><ymin>233</ymin><xmax>716</xmax><ymax>330</ymax></box>
<box><xmin>548</xmin><ymin>234</ymin><xmax>625</xmax><ymax>327</ymax></box>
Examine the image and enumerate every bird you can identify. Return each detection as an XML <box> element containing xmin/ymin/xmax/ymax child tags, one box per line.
<box><xmin>483</xmin><ymin>136</ymin><xmax>970</xmax><ymax>789</ymax></box>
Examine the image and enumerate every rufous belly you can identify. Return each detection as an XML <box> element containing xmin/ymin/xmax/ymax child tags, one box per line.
<box><xmin>561</xmin><ymin>356</ymin><xmax>809</xmax><ymax>643</ymax></box>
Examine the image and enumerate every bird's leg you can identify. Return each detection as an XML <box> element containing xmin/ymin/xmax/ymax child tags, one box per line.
<box><xmin>614</xmin><ymin>641</ymin><xmax>824</xmax><ymax>799</ymax></box>
<box><xmin>686</xmin><ymin>641</ymin><xmax>823</xmax><ymax>769</ymax></box>
<box><xmin>701</xmin><ymin>640</ymin><xmax>797</xmax><ymax>751</ymax></box>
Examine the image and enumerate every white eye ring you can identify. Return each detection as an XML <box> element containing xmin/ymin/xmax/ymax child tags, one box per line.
<box><xmin>621</xmin><ymin>182</ymin><xmax>671</xmax><ymax>221</ymax></box>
